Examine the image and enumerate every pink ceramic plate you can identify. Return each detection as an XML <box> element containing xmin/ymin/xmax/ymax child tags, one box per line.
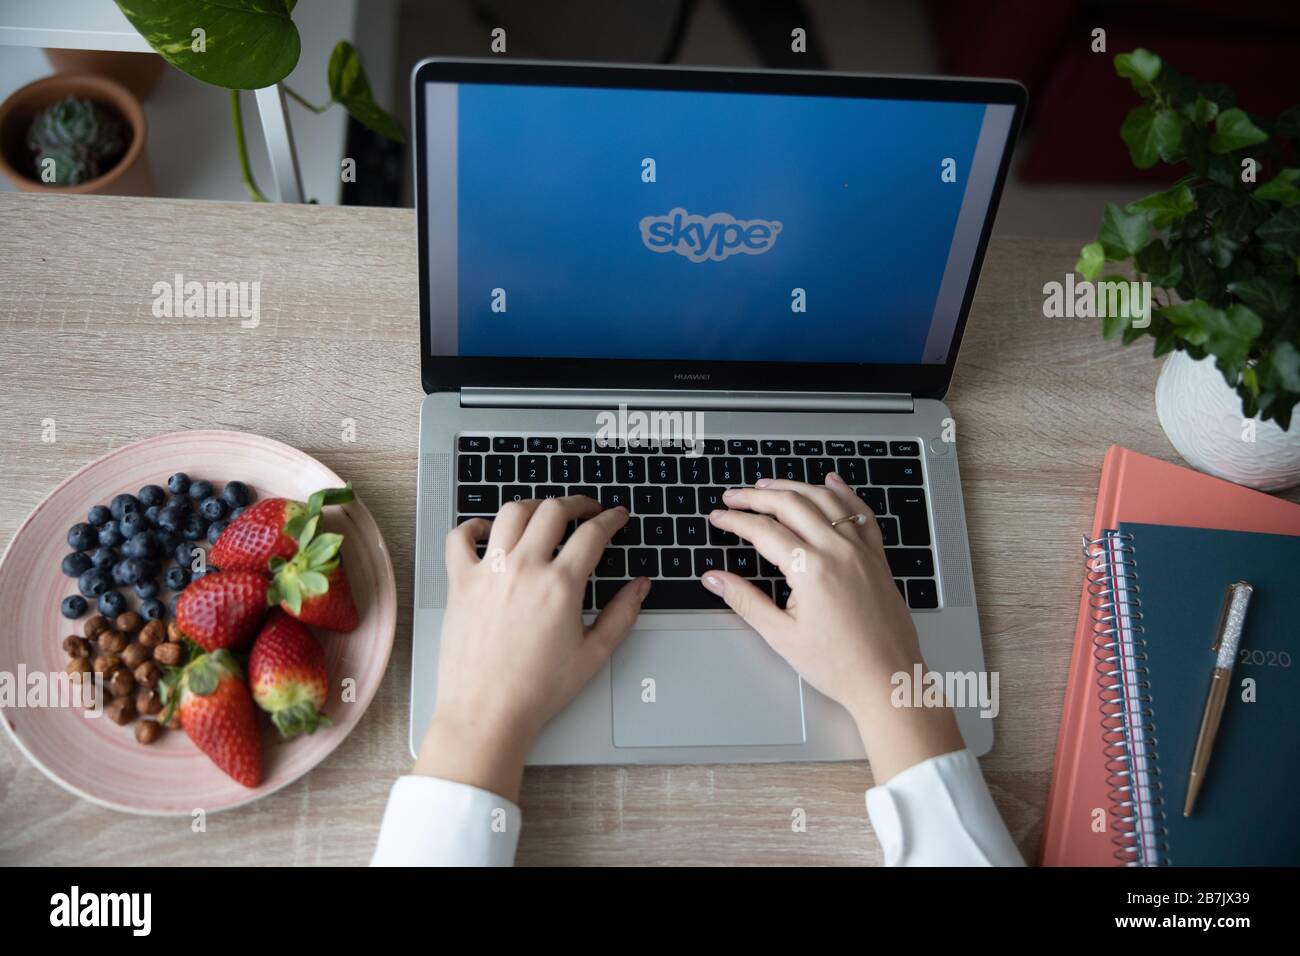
<box><xmin>0</xmin><ymin>430</ymin><xmax>397</xmax><ymax>814</ymax></box>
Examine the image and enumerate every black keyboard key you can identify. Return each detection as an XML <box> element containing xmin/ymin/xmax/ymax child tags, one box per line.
<box><xmin>793</xmin><ymin>440</ymin><xmax>822</xmax><ymax>455</ymax></box>
<box><xmin>561</xmin><ymin>437</ymin><xmax>592</xmax><ymax>453</ymax></box>
<box><xmin>582</xmin><ymin>455</ymin><xmax>613</xmax><ymax>484</ymax></box>
<box><xmin>518</xmin><ymin>455</ymin><xmax>548</xmax><ymax>482</ymax></box>
<box><xmin>676</xmin><ymin>517</ymin><xmax>708</xmax><ymax>546</ymax></box>
<box><xmin>658</xmin><ymin>441</ymin><xmax>685</xmax><ymax>455</ymax></box>
<box><xmin>552</xmin><ymin>455</ymin><xmax>581</xmax><ymax>483</ymax></box>
<box><xmin>712</xmin><ymin>457</ymin><xmax>742</xmax><ymax>484</ymax></box>
<box><xmin>774</xmin><ymin>578</ymin><xmax>792</xmax><ymax>609</ymax></box>
<box><xmin>475</xmin><ymin>543</ymin><xmax>487</xmax><ymax>558</ymax></box>
<box><xmin>596</xmin><ymin>548</ymin><xmax>626</xmax><ymax>578</ymax></box>
<box><xmin>666</xmin><ymin>487</ymin><xmax>695</xmax><ymax>515</ymax></box>
<box><xmin>600</xmin><ymin>579</ymin><xmax>724</xmax><ymax>610</ymax></box>
<box><xmin>627</xmin><ymin>548</ymin><xmax>659</xmax><ymax>577</ymax></box>
<box><xmin>709</xmin><ymin>524</ymin><xmax>740</xmax><ymax>546</ymax></box>
<box><xmin>886</xmin><ymin>548</ymin><xmax>935</xmax><ymax>577</ymax></box>
<box><xmin>501</xmin><ymin>484</ymin><xmax>531</xmax><ymax>504</ymax></box>
<box><xmin>567</xmin><ymin>485</ymin><xmax>597</xmax><ymax>501</ymax></box>
<box><xmin>693</xmin><ymin>548</ymin><xmax>724</xmax><ymax>575</ymax></box>
<box><xmin>727</xmin><ymin>548</ymin><xmax>759</xmax><ymax>577</ymax></box>
<box><xmin>485</xmin><ymin>455</ymin><xmax>515</xmax><ymax>482</ymax></box>
<box><xmin>583</xmin><ymin>581</ymin><xmax>594</xmax><ymax>611</ymax></box>
<box><xmin>702</xmin><ymin>439</ymin><xmax>726</xmax><ymax>455</ymax></box>
<box><xmin>875</xmin><ymin>516</ymin><xmax>900</xmax><ymax>546</ymax></box>
<box><xmin>633</xmin><ymin>486</ymin><xmax>664</xmax><ymax>514</ymax></box>
<box><xmin>527</xmin><ymin>437</ymin><xmax>558</xmax><ymax>453</ymax></box>
<box><xmin>753</xmin><ymin>579</ymin><xmax>775</xmax><ymax>599</ymax></box>
<box><xmin>600</xmin><ymin>486</ymin><xmax>632</xmax><ymax>511</ymax></box>
<box><xmin>890</xmin><ymin>440</ymin><xmax>921</xmax><ymax>457</ymax></box>
<box><xmin>858</xmin><ymin>440</ymin><xmax>887</xmax><ymax>456</ymax></box>
<box><xmin>680</xmin><ymin>456</ymin><xmax>711</xmax><ymax>484</ymax></box>
<box><xmin>697</xmin><ymin>487</ymin><xmax>725</xmax><ymax>513</ymax></box>
<box><xmin>894</xmin><ymin>578</ymin><xmax>905</xmax><ymax>599</ymax></box>
<box><xmin>535</xmin><ymin>484</ymin><xmax>564</xmax><ymax>499</ymax></box>
<box><xmin>457</xmin><ymin>455</ymin><xmax>482</xmax><ymax>482</ymax></box>
<box><xmin>595</xmin><ymin>436</ymin><xmax>625</xmax><ymax>452</ymax></box>
<box><xmin>660</xmin><ymin>548</ymin><xmax>693</xmax><ymax>577</ymax></box>
<box><xmin>758</xmin><ymin>554</ymin><xmax>780</xmax><ymax>577</ymax></box>
<box><xmin>492</xmin><ymin>437</ymin><xmax>524</xmax><ymax>453</ymax></box>
<box><xmin>856</xmin><ymin>487</ymin><xmax>886</xmax><ymax>514</ymax></box>
<box><xmin>806</xmin><ymin>458</ymin><xmax>834</xmax><ymax>484</ymax></box>
<box><xmin>459</xmin><ymin>436</ymin><xmax>490</xmax><ymax>452</ymax></box>
<box><xmin>612</xmin><ymin>516</ymin><xmax>642</xmax><ymax>546</ymax></box>
<box><xmin>648</xmin><ymin>457</ymin><xmax>678</xmax><ymax>483</ymax></box>
<box><xmin>743</xmin><ymin>457</ymin><xmax>774</xmax><ymax>484</ymax></box>
<box><xmin>455</xmin><ymin>515</ymin><xmax>481</xmax><ymax>525</ymax></box>
<box><xmin>457</xmin><ymin>485</ymin><xmax>497</xmax><ymax>513</ymax></box>
<box><xmin>728</xmin><ymin>439</ymin><xmax>758</xmax><ymax>455</ymax></box>
<box><xmin>615</xmin><ymin>455</ymin><xmax>646</xmax><ymax>483</ymax></box>
<box><xmin>835</xmin><ymin>458</ymin><xmax>867</xmax><ymax>484</ymax></box>
<box><xmin>888</xmin><ymin>488</ymin><xmax>931</xmax><ymax>546</ymax></box>
<box><xmin>906</xmin><ymin>578</ymin><xmax>938</xmax><ymax>609</ymax></box>
<box><xmin>761</xmin><ymin>440</ymin><xmax>791</xmax><ymax>455</ymax></box>
<box><xmin>774</xmin><ymin>458</ymin><xmax>805</xmax><ymax>482</ymax></box>
<box><xmin>644</xmin><ymin>517</ymin><xmax>674</xmax><ymax>545</ymax></box>
<box><xmin>869</xmin><ymin>458</ymin><xmax>923</xmax><ymax>486</ymax></box>
<box><xmin>826</xmin><ymin>440</ymin><xmax>854</xmax><ymax>456</ymax></box>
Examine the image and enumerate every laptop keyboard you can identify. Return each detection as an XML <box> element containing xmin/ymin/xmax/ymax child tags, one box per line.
<box><xmin>454</xmin><ymin>435</ymin><xmax>939</xmax><ymax>612</ymax></box>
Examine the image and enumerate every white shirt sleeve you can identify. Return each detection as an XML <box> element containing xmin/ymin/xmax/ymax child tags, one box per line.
<box><xmin>370</xmin><ymin>775</ymin><xmax>521</xmax><ymax>866</ymax></box>
<box><xmin>865</xmin><ymin>748</ymin><xmax>1024</xmax><ymax>866</ymax></box>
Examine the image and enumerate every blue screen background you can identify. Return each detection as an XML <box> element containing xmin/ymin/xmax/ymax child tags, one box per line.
<box><xmin>452</xmin><ymin>85</ymin><xmax>986</xmax><ymax>363</ymax></box>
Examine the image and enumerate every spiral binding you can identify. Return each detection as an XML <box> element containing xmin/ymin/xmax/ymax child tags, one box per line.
<box><xmin>1082</xmin><ymin>531</ymin><xmax>1169</xmax><ymax>866</ymax></box>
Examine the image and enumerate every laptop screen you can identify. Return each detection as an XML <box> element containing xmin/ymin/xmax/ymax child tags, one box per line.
<box><xmin>417</xmin><ymin>64</ymin><xmax>1021</xmax><ymax>384</ymax></box>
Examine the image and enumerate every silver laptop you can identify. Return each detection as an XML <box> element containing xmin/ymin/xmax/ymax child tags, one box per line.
<box><xmin>408</xmin><ymin>59</ymin><xmax>1025</xmax><ymax>763</ymax></box>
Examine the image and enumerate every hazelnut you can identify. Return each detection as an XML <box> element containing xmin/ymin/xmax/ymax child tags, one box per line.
<box><xmin>92</xmin><ymin>653</ymin><xmax>121</xmax><ymax>675</ymax></box>
<box><xmin>135</xmin><ymin>720</ymin><xmax>162</xmax><ymax>745</ymax></box>
<box><xmin>115</xmin><ymin>611</ymin><xmax>143</xmax><ymax>634</ymax></box>
<box><xmin>105</xmin><ymin>696</ymin><xmax>136</xmax><ymax>725</ymax></box>
<box><xmin>134</xmin><ymin>661</ymin><xmax>162</xmax><ymax>688</ymax></box>
<box><xmin>141</xmin><ymin>620</ymin><xmax>168</xmax><ymax>647</ymax></box>
<box><xmin>63</xmin><ymin>635</ymin><xmax>90</xmax><ymax>659</ymax></box>
<box><xmin>97</xmin><ymin>629</ymin><xmax>128</xmax><ymax>654</ymax></box>
<box><xmin>166</xmin><ymin>621</ymin><xmax>184</xmax><ymax>643</ymax></box>
<box><xmin>152</xmin><ymin>642</ymin><xmax>183</xmax><ymax>667</ymax></box>
<box><xmin>83</xmin><ymin>615</ymin><xmax>110</xmax><ymax>639</ymax></box>
<box><xmin>136</xmin><ymin>688</ymin><xmax>163</xmax><ymax>716</ymax></box>
<box><xmin>120</xmin><ymin>642</ymin><xmax>150</xmax><ymax>669</ymax></box>
<box><xmin>64</xmin><ymin>656</ymin><xmax>92</xmax><ymax>676</ymax></box>
<box><xmin>108</xmin><ymin>668</ymin><xmax>135</xmax><ymax>698</ymax></box>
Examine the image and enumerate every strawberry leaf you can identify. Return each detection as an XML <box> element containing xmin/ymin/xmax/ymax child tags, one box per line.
<box><xmin>279</xmin><ymin>576</ymin><xmax>303</xmax><ymax>615</ymax></box>
<box><xmin>295</xmin><ymin>515</ymin><xmax>319</xmax><ymax>550</ymax></box>
<box><xmin>302</xmin><ymin>532</ymin><xmax>343</xmax><ymax>566</ymax></box>
<box><xmin>298</xmin><ymin>569</ymin><xmax>329</xmax><ymax>596</ymax></box>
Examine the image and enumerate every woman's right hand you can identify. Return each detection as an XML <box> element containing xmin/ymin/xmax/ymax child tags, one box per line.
<box><xmin>701</xmin><ymin>472</ymin><xmax>965</xmax><ymax>782</ymax></box>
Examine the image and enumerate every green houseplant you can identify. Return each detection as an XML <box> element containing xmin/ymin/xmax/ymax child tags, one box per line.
<box><xmin>26</xmin><ymin>95</ymin><xmax>126</xmax><ymax>186</ymax></box>
<box><xmin>114</xmin><ymin>0</ymin><xmax>402</xmax><ymax>201</ymax></box>
<box><xmin>1077</xmin><ymin>49</ymin><xmax>1300</xmax><ymax>488</ymax></box>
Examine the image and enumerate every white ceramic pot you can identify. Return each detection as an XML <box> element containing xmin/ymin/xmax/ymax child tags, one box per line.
<box><xmin>1155</xmin><ymin>350</ymin><xmax>1300</xmax><ymax>491</ymax></box>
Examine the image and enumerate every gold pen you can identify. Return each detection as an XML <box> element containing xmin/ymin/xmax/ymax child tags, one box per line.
<box><xmin>1184</xmin><ymin>581</ymin><xmax>1253</xmax><ymax>817</ymax></box>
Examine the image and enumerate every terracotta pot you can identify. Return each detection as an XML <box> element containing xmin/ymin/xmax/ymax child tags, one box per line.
<box><xmin>44</xmin><ymin>49</ymin><xmax>166</xmax><ymax>100</ymax></box>
<box><xmin>0</xmin><ymin>73</ymin><xmax>152</xmax><ymax>196</ymax></box>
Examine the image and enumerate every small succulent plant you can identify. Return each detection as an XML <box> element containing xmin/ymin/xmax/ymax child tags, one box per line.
<box><xmin>26</xmin><ymin>96</ymin><xmax>126</xmax><ymax>186</ymax></box>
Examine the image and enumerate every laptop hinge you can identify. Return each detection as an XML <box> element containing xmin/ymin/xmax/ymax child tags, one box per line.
<box><xmin>460</xmin><ymin>387</ymin><xmax>914</xmax><ymax>413</ymax></box>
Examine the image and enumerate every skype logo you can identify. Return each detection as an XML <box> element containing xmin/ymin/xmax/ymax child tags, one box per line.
<box><xmin>639</xmin><ymin>207</ymin><xmax>782</xmax><ymax>263</ymax></box>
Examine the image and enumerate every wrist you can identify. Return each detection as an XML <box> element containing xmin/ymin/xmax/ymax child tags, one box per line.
<box><xmin>412</xmin><ymin>707</ymin><xmax>534</xmax><ymax>804</ymax></box>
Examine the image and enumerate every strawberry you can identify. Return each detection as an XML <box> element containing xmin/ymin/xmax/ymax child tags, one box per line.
<box><xmin>269</xmin><ymin>533</ymin><xmax>360</xmax><ymax>633</ymax></box>
<box><xmin>174</xmin><ymin>570</ymin><xmax>269</xmax><ymax>651</ymax></box>
<box><xmin>248</xmin><ymin>611</ymin><xmax>331</xmax><ymax>738</ymax></box>
<box><xmin>210</xmin><ymin>484</ymin><xmax>353</xmax><ymax>573</ymax></box>
<box><xmin>161</xmin><ymin>649</ymin><xmax>262</xmax><ymax>788</ymax></box>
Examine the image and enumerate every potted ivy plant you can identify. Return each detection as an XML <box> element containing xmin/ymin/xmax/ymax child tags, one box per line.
<box><xmin>113</xmin><ymin>0</ymin><xmax>402</xmax><ymax>202</ymax></box>
<box><xmin>1077</xmin><ymin>49</ymin><xmax>1300</xmax><ymax>490</ymax></box>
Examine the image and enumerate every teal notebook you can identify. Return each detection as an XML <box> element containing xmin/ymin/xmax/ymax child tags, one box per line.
<box><xmin>1096</xmin><ymin>522</ymin><xmax>1300</xmax><ymax>866</ymax></box>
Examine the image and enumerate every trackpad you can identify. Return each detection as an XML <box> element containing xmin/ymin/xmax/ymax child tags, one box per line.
<box><xmin>611</xmin><ymin>629</ymin><xmax>805</xmax><ymax>748</ymax></box>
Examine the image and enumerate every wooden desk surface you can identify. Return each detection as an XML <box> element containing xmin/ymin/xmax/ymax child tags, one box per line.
<box><xmin>0</xmin><ymin>193</ymin><xmax>1281</xmax><ymax>865</ymax></box>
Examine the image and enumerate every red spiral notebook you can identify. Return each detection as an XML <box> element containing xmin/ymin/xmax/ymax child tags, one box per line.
<box><xmin>1040</xmin><ymin>446</ymin><xmax>1300</xmax><ymax>866</ymax></box>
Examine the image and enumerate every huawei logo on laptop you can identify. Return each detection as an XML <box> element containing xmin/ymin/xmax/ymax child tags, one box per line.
<box><xmin>673</xmin><ymin>372</ymin><xmax>711</xmax><ymax>381</ymax></box>
<box><xmin>640</xmin><ymin>207</ymin><xmax>782</xmax><ymax>262</ymax></box>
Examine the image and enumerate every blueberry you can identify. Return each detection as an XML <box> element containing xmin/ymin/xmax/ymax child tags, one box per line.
<box><xmin>139</xmin><ymin>598</ymin><xmax>165</xmax><ymax>621</ymax></box>
<box><xmin>168</xmin><ymin>472</ymin><xmax>191</xmax><ymax>495</ymax></box>
<box><xmin>122</xmin><ymin>531</ymin><xmax>158</xmax><ymax>560</ymax></box>
<box><xmin>67</xmin><ymin>522</ymin><xmax>97</xmax><ymax>551</ymax></box>
<box><xmin>87</xmin><ymin>504</ymin><xmax>112</xmax><ymax>527</ymax></box>
<box><xmin>138</xmin><ymin>484</ymin><xmax>166</xmax><ymax>508</ymax></box>
<box><xmin>134</xmin><ymin>579</ymin><xmax>160</xmax><ymax>599</ymax></box>
<box><xmin>156</xmin><ymin>530</ymin><xmax>179</xmax><ymax>552</ymax></box>
<box><xmin>156</xmin><ymin>506</ymin><xmax>185</xmax><ymax>534</ymax></box>
<box><xmin>97</xmin><ymin>521</ymin><xmax>123</xmax><ymax>548</ymax></box>
<box><xmin>112</xmin><ymin>558</ymin><xmax>145</xmax><ymax>586</ymax></box>
<box><xmin>110</xmin><ymin>493</ymin><xmax>140</xmax><ymax>521</ymax></box>
<box><xmin>61</xmin><ymin>595</ymin><xmax>88</xmax><ymax>619</ymax></box>
<box><xmin>165</xmin><ymin>565</ymin><xmax>191</xmax><ymax>590</ymax></box>
<box><xmin>229</xmin><ymin>507</ymin><xmax>245</xmax><ymax>521</ymax></box>
<box><xmin>188</xmin><ymin>479</ymin><xmax>214</xmax><ymax>501</ymax></box>
<box><xmin>97</xmin><ymin>590</ymin><xmax>127</xmax><ymax>618</ymax></box>
<box><xmin>174</xmin><ymin>542</ymin><xmax>197</xmax><ymax>568</ymax></box>
<box><xmin>207</xmin><ymin>520</ymin><xmax>228</xmax><ymax>545</ymax></box>
<box><xmin>145</xmin><ymin>504</ymin><xmax>162</xmax><ymax>526</ymax></box>
<box><xmin>199</xmin><ymin>496</ymin><xmax>226</xmax><ymax>522</ymax></box>
<box><xmin>88</xmin><ymin>546</ymin><xmax>117</xmax><ymax>569</ymax></box>
<box><xmin>222</xmin><ymin>481</ymin><xmax>254</xmax><ymax>508</ymax></box>
<box><xmin>181</xmin><ymin>513</ymin><xmax>207</xmax><ymax>541</ymax></box>
<box><xmin>78</xmin><ymin>568</ymin><xmax>112</xmax><ymax>598</ymax></box>
<box><xmin>169</xmin><ymin>593</ymin><xmax>180</xmax><ymax>616</ymax></box>
<box><xmin>62</xmin><ymin>552</ymin><xmax>92</xmax><ymax>577</ymax></box>
<box><xmin>120</xmin><ymin>511</ymin><xmax>150</xmax><ymax>539</ymax></box>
